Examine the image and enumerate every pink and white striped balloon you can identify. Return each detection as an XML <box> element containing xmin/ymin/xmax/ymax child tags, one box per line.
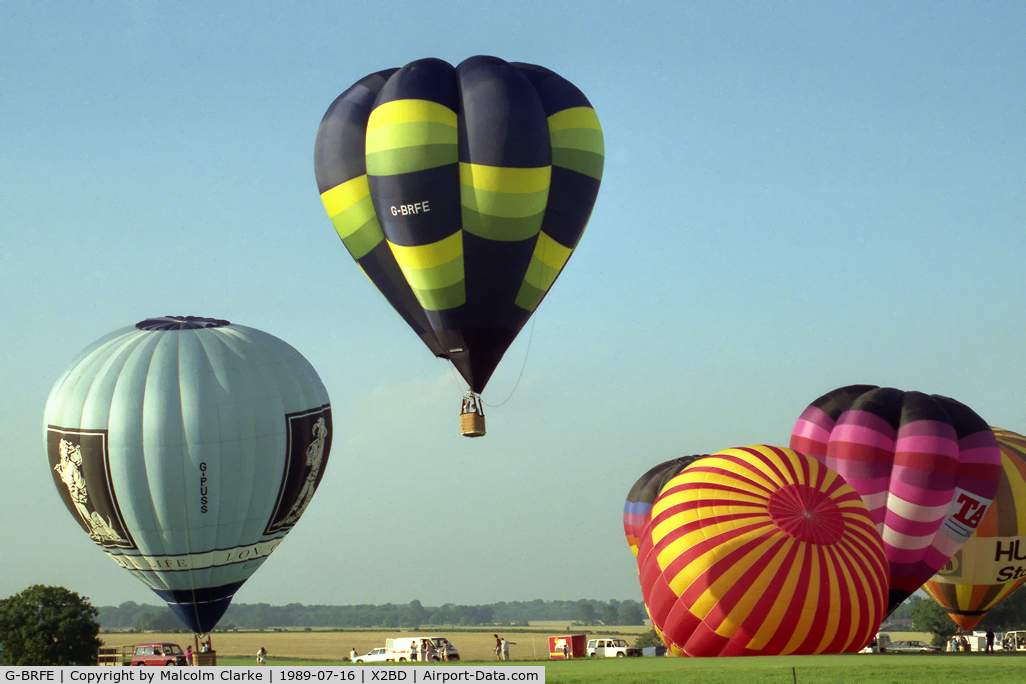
<box><xmin>790</xmin><ymin>385</ymin><xmax>1001</xmax><ymax>613</ymax></box>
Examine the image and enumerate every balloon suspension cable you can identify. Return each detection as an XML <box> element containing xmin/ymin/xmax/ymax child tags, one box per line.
<box><xmin>483</xmin><ymin>315</ymin><xmax>535</xmax><ymax>408</ymax></box>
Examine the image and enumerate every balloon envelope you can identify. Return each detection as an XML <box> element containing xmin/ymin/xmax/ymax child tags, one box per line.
<box><xmin>623</xmin><ymin>455</ymin><xmax>706</xmax><ymax>558</ymax></box>
<box><xmin>790</xmin><ymin>385</ymin><xmax>1002</xmax><ymax>614</ymax></box>
<box><xmin>45</xmin><ymin>316</ymin><xmax>333</xmax><ymax>633</ymax></box>
<box><xmin>314</xmin><ymin>56</ymin><xmax>604</xmax><ymax>394</ymax></box>
<box><xmin>637</xmin><ymin>445</ymin><xmax>888</xmax><ymax>657</ymax></box>
<box><xmin>922</xmin><ymin>428</ymin><xmax>1026</xmax><ymax>631</ymax></box>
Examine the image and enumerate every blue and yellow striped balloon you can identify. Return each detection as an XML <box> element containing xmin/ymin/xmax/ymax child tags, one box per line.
<box><xmin>314</xmin><ymin>56</ymin><xmax>603</xmax><ymax>395</ymax></box>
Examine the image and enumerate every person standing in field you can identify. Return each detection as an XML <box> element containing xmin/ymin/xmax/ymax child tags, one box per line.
<box><xmin>256</xmin><ymin>647</ymin><xmax>267</xmax><ymax>664</ymax></box>
<box><xmin>501</xmin><ymin>638</ymin><xmax>516</xmax><ymax>660</ymax></box>
<box><xmin>349</xmin><ymin>647</ymin><xmax>357</xmax><ymax>662</ymax></box>
<box><xmin>494</xmin><ymin>634</ymin><xmax>502</xmax><ymax>660</ymax></box>
<box><xmin>411</xmin><ymin>639</ymin><xmax>419</xmax><ymax>662</ymax></box>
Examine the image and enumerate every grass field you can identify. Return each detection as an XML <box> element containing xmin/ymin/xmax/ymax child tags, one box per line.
<box><xmin>207</xmin><ymin>653</ymin><xmax>1026</xmax><ymax>683</ymax></box>
<box><xmin>98</xmin><ymin>627</ymin><xmax>1026</xmax><ymax>681</ymax></box>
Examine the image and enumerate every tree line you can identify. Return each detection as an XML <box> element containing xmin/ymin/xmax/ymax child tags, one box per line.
<box><xmin>0</xmin><ymin>586</ymin><xmax>646</xmax><ymax>666</ymax></box>
<box><xmin>97</xmin><ymin>598</ymin><xmax>648</xmax><ymax>632</ymax></box>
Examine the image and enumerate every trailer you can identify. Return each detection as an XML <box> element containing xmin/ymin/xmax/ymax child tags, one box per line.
<box><xmin>548</xmin><ymin>635</ymin><xmax>586</xmax><ymax>659</ymax></box>
<box><xmin>97</xmin><ymin>646</ymin><xmax>132</xmax><ymax>666</ymax></box>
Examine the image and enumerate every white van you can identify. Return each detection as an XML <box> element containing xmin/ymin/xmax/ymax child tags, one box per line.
<box><xmin>385</xmin><ymin>636</ymin><xmax>460</xmax><ymax>661</ymax></box>
<box><xmin>1002</xmin><ymin>631</ymin><xmax>1026</xmax><ymax>651</ymax></box>
<box><xmin>586</xmin><ymin>638</ymin><xmax>640</xmax><ymax>657</ymax></box>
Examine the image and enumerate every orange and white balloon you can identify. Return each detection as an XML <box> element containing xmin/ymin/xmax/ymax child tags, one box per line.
<box><xmin>923</xmin><ymin>428</ymin><xmax>1026</xmax><ymax>630</ymax></box>
<box><xmin>637</xmin><ymin>445</ymin><xmax>888</xmax><ymax>657</ymax></box>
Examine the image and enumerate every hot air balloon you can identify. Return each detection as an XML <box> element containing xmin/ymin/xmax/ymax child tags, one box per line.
<box><xmin>922</xmin><ymin>428</ymin><xmax>1026</xmax><ymax>631</ymax></box>
<box><xmin>790</xmin><ymin>384</ymin><xmax>1002</xmax><ymax>614</ymax></box>
<box><xmin>314</xmin><ymin>56</ymin><xmax>604</xmax><ymax>436</ymax></box>
<box><xmin>44</xmin><ymin>316</ymin><xmax>333</xmax><ymax>634</ymax></box>
<box><xmin>637</xmin><ymin>445</ymin><xmax>888</xmax><ymax>657</ymax></box>
<box><xmin>624</xmin><ymin>455</ymin><xmax>706</xmax><ymax>558</ymax></box>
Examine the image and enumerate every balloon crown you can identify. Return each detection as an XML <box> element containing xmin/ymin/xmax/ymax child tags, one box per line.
<box><xmin>136</xmin><ymin>316</ymin><xmax>231</xmax><ymax>330</ymax></box>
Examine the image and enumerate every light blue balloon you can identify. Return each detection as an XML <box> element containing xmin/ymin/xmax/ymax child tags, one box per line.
<box><xmin>45</xmin><ymin>316</ymin><xmax>333</xmax><ymax>633</ymax></box>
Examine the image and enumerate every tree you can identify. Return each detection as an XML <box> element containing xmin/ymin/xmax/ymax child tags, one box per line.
<box><xmin>600</xmin><ymin>603</ymin><xmax>619</xmax><ymax>625</ymax></box>
<box><xmin>618</xmin><ymin>603</ymin><xmax>646</xmax><ymax>626</ymax></box>
<box><xmin>0</xmin><ymin>585</ymin><xmax>102</xmax><ymax>665</ymax></box>
<box><xmin>909</xmin><ymin>595</ymin><xmax>957</xmax><ymax>646</ymax></box>
<box><xmin>401</xmin><ymin>599</ymin><xmax>426</xmax><ymax>628</ymax></box>
<box><xmin>132</xmin><ymin>609</ymin><xmax>185</xmax><ymax>632</ymax></box>
<box><xmin>632</xmin><ymin>629</ymin><xmax>664</xmax><ymax>650</ymax></box>
<box><xmin>576</xmin><ymin>601</ymin><xmax>597</xmax><ymax>625</ymax></box>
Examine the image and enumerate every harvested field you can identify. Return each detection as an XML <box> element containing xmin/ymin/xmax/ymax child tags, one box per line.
<box><xmin>98</xmin><ymin>622</ymin><xmax>653</xmax><ymax>663</ymax></box>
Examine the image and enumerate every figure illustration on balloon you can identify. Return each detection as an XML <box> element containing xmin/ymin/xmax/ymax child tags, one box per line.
<box><xmin>52</xmin><ymin>438</ymin><xmax>128</xmax><ymax>546</ymax></box>
<box><xmin>278</xmin><ymin>416</ymin><xmax>330</xmax><ymax>529</ymax></box>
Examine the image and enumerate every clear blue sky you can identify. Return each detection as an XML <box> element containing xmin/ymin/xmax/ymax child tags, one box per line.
<box><xmin>3</xmin><ymin>1</ymin><xmax>1024</xmax><ymax>610</ymax></box>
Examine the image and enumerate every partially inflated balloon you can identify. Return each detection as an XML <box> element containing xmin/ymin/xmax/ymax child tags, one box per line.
<box><xmin>314</xmin><ymin>56</ymin><xmax>603</xmax><ymax>396</ymax></box>
<box><xmin>45</xmin><ymin>316</ymin><xmax>333</xmax><ymax>633</ymax></box>
<box><xmin>637</xmin><ymin>445</ymin><xmax>888</xmax><ymax>657</ymax></box>
<box><xmin>922</xmin><ymin>428</ymin><xmax>1026</xmax><ymax>630</ymax></box>
<box><xmin>790</xmin><ymin>385</ymin><xmax>1001</xmax><ymax>614</ymax></box>
<box><xmin>623</xmin><ymin>456</ymin><xmax>706</xmax><ymax>558</ymax></box>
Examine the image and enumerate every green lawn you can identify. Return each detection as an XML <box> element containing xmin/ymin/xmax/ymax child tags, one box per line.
<box><xmin>217</xmin><ymin>653</ymin><xmax>1026</xmax><ymax>683</ymax></box>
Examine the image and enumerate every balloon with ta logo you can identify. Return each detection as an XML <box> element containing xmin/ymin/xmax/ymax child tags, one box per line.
<box><xmin>923</xmin><ymin>427</ymin><xmax>1026</xmax><ymax>631</ymax></box>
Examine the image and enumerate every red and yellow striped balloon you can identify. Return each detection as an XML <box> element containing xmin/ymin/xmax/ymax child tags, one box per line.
<box><xmin>922</xmin><ymin>428</ymin><xmax>1026</xmax><ymax>631</ymax></box>
<box><xmin>637</xmin><ymin>445</ymin><xmax>888</xmax><ymax>657</ymax></box>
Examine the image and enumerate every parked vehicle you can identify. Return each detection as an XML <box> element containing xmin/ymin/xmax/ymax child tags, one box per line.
<box><xmin>130</xmin><ymin>643</ymin><xmax>190</xmax><ymax>666</ymax></box>
<box><xmin>965</xmin><ymin>631</ymin><xmax>1000</xmax><ymax>652</ymax></box>
<box><xmin>548</xmin><ymin>635</ymin><xmax>586</xmax><ymax>659</ymax></box>
<box><xmin>585</xmin><ymin>638</ymin><xmax>641</xmax><ymax>657</ymax></box>
<box><xmin>384</xmin><ymin>636</ymin><xmax>460</xmax><ymax>661</ymax></box>
<box><xmin>858</xmin><ymin>633</ymin><xmax>892</xmax><ymax>653</ymax></box>
<box><xmin>353</xmin><ymin>648</ymin><xmax>390</xmax><ymax>663</ymax></box>
<box><xmin>1002</xmin><ymin>631</ymin><xmax>1026</xmax><ymax>651</ymax></box>
<box><xmin>887</xmin><ymin>640</ymin><xmax>940</xmax><ymax>653</ymax></box>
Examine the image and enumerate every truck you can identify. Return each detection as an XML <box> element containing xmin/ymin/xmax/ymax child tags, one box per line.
<box><xmin>585</xmin><ymin>637</ymin><xmax>641</xmax><ymax>657</ymax></box>
<box><xmin>384</xmin><ymin>636</ymin><xmax>459</xmax><ymax>661</ymax></box>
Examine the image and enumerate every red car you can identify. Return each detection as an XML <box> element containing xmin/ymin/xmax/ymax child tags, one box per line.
<box><xmin>130</xmin><ymin>643</ymin><xmax>190</xmax><ymax>666</ymax></box>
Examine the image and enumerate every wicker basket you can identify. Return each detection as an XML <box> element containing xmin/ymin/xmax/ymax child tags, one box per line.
<box><xmin>460</xmin><ymin>411</ymin><xmax>486</xmax><ymax>437</ymax></box>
